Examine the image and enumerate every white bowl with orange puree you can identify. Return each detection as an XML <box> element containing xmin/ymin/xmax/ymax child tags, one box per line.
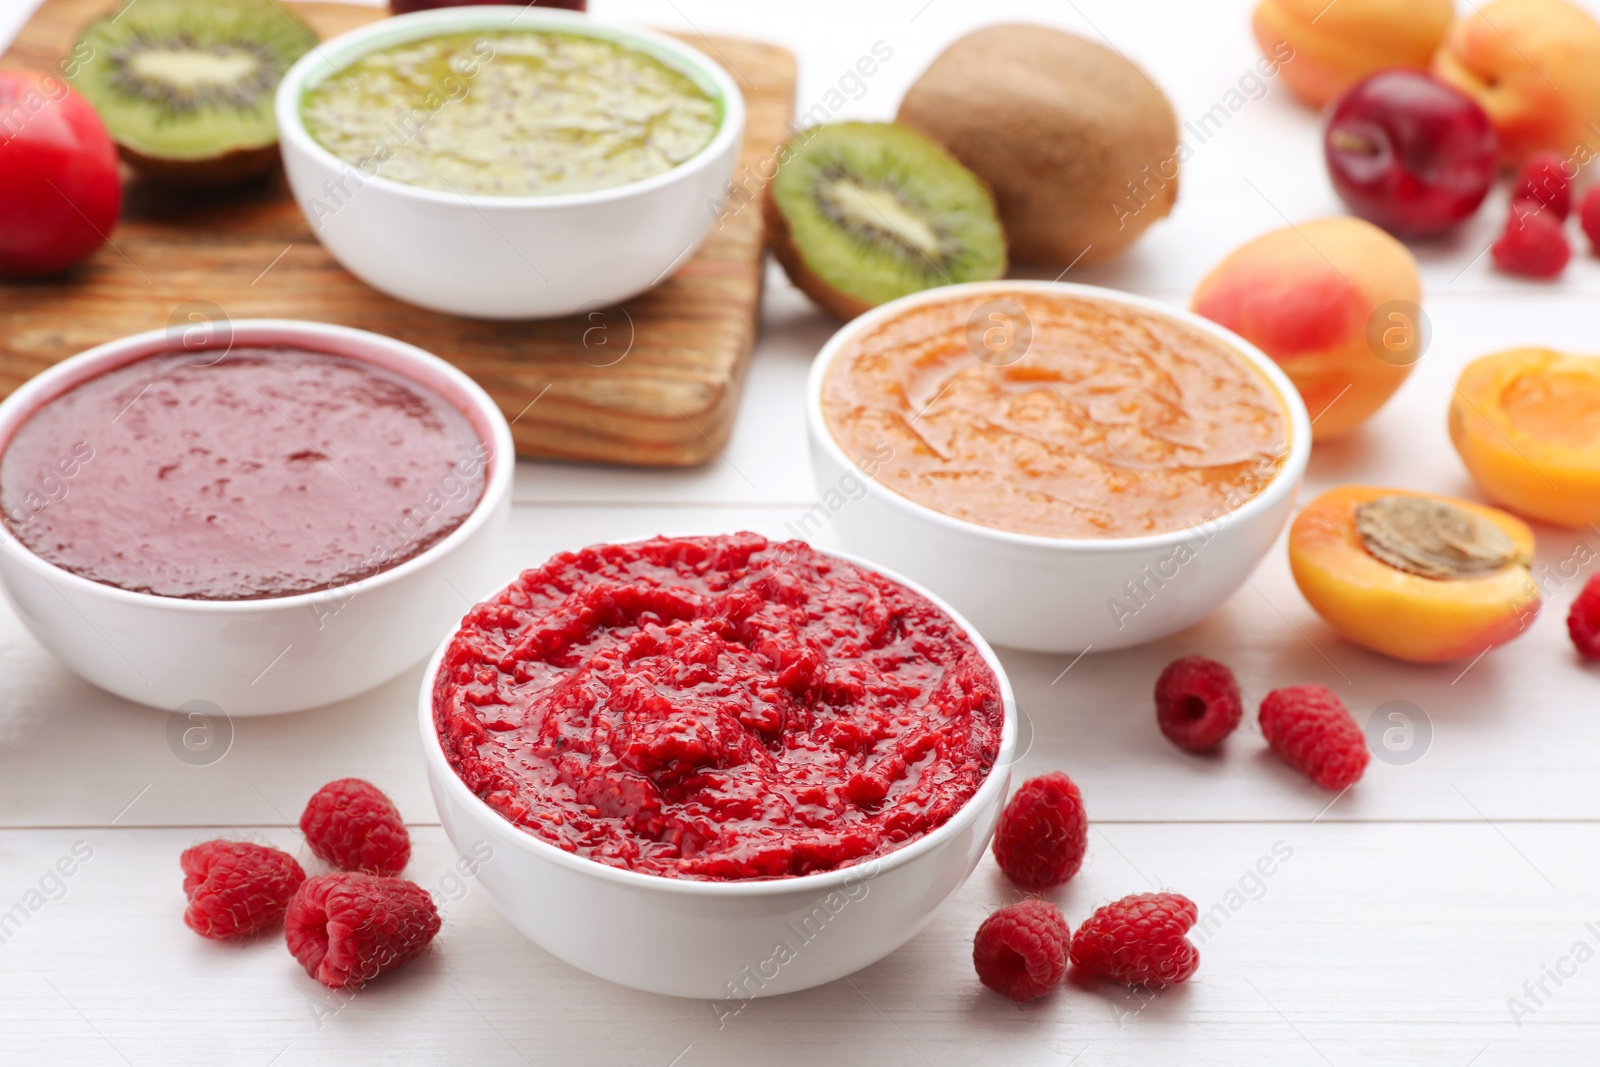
<box><xmin>806</xmin><ymin>281</ymin><xmax>1312</xmax><ymax>653</ymax></box>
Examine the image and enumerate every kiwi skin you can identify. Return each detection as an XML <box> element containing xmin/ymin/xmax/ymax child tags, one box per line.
<box><xmin>119</xmin><ymin>144</ymin><xmax>281</xmax><ymax>188</ymax></box>
<box><xmin>897</xmin><ymin>24</ymin><xmax>1180</xmax><ymax>267</ymax></box>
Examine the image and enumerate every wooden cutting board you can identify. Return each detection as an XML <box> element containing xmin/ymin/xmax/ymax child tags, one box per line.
<box><xmin>0</xmin><ymin>0</ymin><xmax>796</xmax><ymax>466</ymax></box>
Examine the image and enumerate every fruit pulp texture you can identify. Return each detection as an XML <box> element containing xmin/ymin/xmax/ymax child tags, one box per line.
<box><xmin>0</xmin><ymin>348</ymin><xmax>487</xmax><ymax>599</ymax></box>
<box><xmin>823</xmin><ymin>291</ymin><xmax>1289</xmax><ymax>538</ymax></box>
<box><xmin>434</xmin><ymin>534</ymin><xmax>1005</xmax><ymax>880</ymax></box>
<box><xmin>1497</xmin><ymin>370</ymin><xmax>1600</xmax><ymax>449</ymax></box>
<box><xmin>302</xmin><ymin>30</ymin><xmax>717</xmax><ymax>196</ymax></box>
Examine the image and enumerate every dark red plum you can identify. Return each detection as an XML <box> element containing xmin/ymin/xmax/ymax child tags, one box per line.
<box><xmin>1325</xmin><ymin>69</ymin><xmax>1497</xmax><ymax>238</ymax></box>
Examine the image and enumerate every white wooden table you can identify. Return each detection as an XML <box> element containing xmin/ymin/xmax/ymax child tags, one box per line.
<box><xmin>4</xmin><ymin>0</ymin><xmax>1600</xmax><ymax>1062</ymax></box>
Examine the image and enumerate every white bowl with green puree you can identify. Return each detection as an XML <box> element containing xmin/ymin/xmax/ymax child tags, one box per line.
<box><xmin>275</xmin><ymin>6</ymin><xmax>745</xmax><ymax>320</ymax></box>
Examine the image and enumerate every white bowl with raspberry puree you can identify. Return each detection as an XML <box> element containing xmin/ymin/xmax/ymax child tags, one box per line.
<box><xmin>0</xmin><ymin>320</ymin><xmax>513</xmax><ymax>715</ymax></box>
<box><xmin>419</xmin><ymin>543</ymin><xmax>1018</xmax><ymax>999</ymax></box>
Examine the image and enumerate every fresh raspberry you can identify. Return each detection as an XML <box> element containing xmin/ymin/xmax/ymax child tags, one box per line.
<box><xmin>299</xmin><ymin>778</ymin><xmax>411</xmax><ymax>876</ymax></box>
<box><xmin>1511</xmin><ymin>152</ymin><xmax>1572</xmax><ymax>218</ymax></box>
<box><xmin>1581</xmin><ymin>186</ymin><xmax>1600</xmax><ymax>255</ymax></box>
<box><xmin>285</xmin><ymin>872</ymin><xmax>441</xmax><ymax>989</ymax></box>
<box><xmin>1070</xmin><ymin>892</ymin><xmax>1199</xmax><ymax>988</ymax></box>
<box><xmin>972</xmin><ymin>899</ymin><xmax>1070</xmax><ymax>1002</ymax></box>
<box><xmin>1566</xmin><ymin>575</ymin><xmax>1600</xmax><ymax>658</ymax></box>
<box><xmin>991</xmin><ymin>771</ymin><xmax>1088</xmax><ymax>890</ymax></box>
<box><xmin>1491</xmin><ymin>201</ymin><xmax>1570</xmax><ymax>279</ymax></box>
<box><xmin>1259</xmin><ymin>684</ymin><xmax>1369</xmax><ymax>790</ymax></box>
<box><xmin>181</xmin><ymin>840</ymin><xmax>306</xmax><ymax>940</ymax></box>
<box><xmin>1153</xmin><ymin>655</ymin><xmax>1242</xmax><ymax>752</ymax></box>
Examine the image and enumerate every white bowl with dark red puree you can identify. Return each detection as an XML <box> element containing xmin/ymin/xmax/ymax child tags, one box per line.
<box><xmin>420</xmin><ymin>533</ymin><xmax>1017</xmax><ymax>998</ymax></box>
<box><xmin>0</xmin><ymin>320</ymin><xmax>513</xmax><ymax>715</ymax></box>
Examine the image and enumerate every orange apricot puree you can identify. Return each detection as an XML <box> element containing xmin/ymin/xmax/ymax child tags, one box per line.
<box><xmin>821</xmin><ymin>291</ymin><xmax>1290</xmax><ymax>539</ymax></box>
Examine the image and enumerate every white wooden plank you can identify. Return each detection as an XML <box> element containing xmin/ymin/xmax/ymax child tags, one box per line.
<box><xmin>0</xmin><ymin>823</ymin><xmax>1592</xmax><ymax>1066</ymax></box>
<box><xmin>0</xmin><ymin>490</ymin><xmax>1597</xmax><ymax>829</ymax></box>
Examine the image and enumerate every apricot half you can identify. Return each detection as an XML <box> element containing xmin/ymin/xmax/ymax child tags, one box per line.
<box><xmin>1451</xmin><ymin>348</ymin><xmax>1600</xmax><ymax>527</ymax></box>
<box><xmin>1288</xmin><ymin>486</ymin><xmax>1539</xmax><ymax>663</ymax></box>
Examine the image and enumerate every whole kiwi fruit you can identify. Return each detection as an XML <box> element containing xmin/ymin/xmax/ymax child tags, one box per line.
<box><xmin>897</xmin><ymin>24</ymin><xmax>1180</xmax><ymax>267</ymax></box>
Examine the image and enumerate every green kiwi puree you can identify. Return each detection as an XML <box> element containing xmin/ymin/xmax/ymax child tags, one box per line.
<box><xmin>302</xmin><ymin>31</ymin><xmax>720</xmax><ymax>197</ymax></box>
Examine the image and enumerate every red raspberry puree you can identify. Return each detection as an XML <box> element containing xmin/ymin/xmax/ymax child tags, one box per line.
<box><xmin>434</xmin><ymin>534</ymin><xmax>1005</xmax><ymax>881</ymax></box>
<box><xmin>0</xmin><ymin>347</ymin><xmax>487</xmax><ymax>600</ymax></box>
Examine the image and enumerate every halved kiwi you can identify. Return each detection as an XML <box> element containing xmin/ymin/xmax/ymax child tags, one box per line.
<box><xmin>764</xmin><ymin>122</ymin><xmax>1007</xmax><ymax>319</ymax></box>
<box><xmin>68</xmin><ymin>0</ymin><xmax>317</xmax><ymax>186</ymax></box>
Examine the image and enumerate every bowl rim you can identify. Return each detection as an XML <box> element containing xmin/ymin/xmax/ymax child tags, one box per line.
<box><xmin>417</xmin><ymin>537</ymin><xmax>1019</xmax><ymax>898</ymax></box>
<box><xmin>0</xmin><ymin>319</ymin><xmax>516</xmax><ymax>614</ymax></box>
<box><xmin>274</xmin><ymin>5</ymin><xmax>748</xmax><ymax>210</ymax></box>
<box><xmin>805</xmin><ymin>279</ymin><xmax>1314</xmax><ymax>553</ymax></box>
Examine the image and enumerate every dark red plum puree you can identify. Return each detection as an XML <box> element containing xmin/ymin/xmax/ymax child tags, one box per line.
<box><xmin>0</xmin><ymin>347</ymin><xmax>488</xmax><ymax>600</ymax></box>
<box><xmin>435</xmin><ymin>534</ymin><xmax>1005</xmax><ymax>881</ymax></box>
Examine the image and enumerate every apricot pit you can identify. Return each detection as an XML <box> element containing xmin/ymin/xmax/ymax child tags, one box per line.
<box><xmin>1352</xmin><ymin>495</ymin><xmax>1517</xmax><ymax>581</ymax></box>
